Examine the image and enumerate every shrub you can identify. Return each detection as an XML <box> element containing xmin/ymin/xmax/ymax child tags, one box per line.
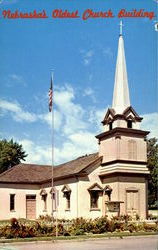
<box><xmin>63</xmin><ymin>231</ymin><xmax>71</xmax><ymax>236</ymax></box>
<box><xmin>0</xmin><ymin>217</ymin><xmax>157</xmax><ymax>239</ymax></box>
<box><xmin>91</xmin><ymin>217</ymin><xmax>108</xmax><ymax>234</ymax></box>
<box><xmin>136</xmin><ymin>214</ymin><xmax>140</xmax><ymax>221</ymax></box>
<box><xmin>70</xmin><ymin>217</ymin><xmax>93</xmax><ymax>234</ymax></box>
<box><xmin>34</xmin><ymin>221</ymin><xmax>54</xmax><ymax>236</ymax></box>
<box><xmin>143</xmin><ymin>222</ymin><xmax>158</xmax><ymax>232</ymax></box>
<box><xmin>71</xmin><ymin>228</ymin><xmax>85</xmax><ymax>236</ymax></box>
<box><xmin>114</xmin><ymin>221</ymin><xmax>126</xmax><ymax>232</ymax></box>
<box><xmin>38</xmin><ymin>214</ymin><xmax>52</xmax><ymax>222</ymax></box>
<box><xmin>128</xmin><ymin>223</ymin><xmax>138</xmax><ymax>233</ymax></box>
<box><xmin>105</xmin><ymin>219</ymin><xmax>112</xmax><ymax>232</ymax></box>
<box><xmin>10</xmin><ymin>218</ymin><xmax>20</xmax><ymax>229</ymax></box>
<box><xmin>56</xmin><ymin>223</ymin><xmax>66</xmax><ymax>236</ymax></box>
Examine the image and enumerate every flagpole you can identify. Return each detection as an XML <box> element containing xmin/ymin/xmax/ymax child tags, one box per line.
<box><xmin>51</xmin><ymin>90</ymin><xmax>54</xmax><ymax>222</ymax></box>
<box><xmin>49</xmin><ymin>71</ymin><xmax>58</xmax><ymax>237</ymax></box>
<box><xmin>49</xmin><ymin>71</ymin><xmax>54</xmax><ymax>227</ymax></box>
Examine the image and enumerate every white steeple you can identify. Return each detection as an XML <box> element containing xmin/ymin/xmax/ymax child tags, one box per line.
<box><xmin>112</xmin><ymin>21</ymin><xmax>130</xmax><ymax>114</ymax></box>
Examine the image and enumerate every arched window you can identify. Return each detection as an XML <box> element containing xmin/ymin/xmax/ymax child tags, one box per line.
<box><xmin>128</xmin><ymin>140</ymin><xmax>137</xmax><ymax>159</ymax></box>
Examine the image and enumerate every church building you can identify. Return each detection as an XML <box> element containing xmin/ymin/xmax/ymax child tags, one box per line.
<box><xmin>0</xmin><ymin>25</ymin><xmax>150</xmax><ymax>220</ymax></box>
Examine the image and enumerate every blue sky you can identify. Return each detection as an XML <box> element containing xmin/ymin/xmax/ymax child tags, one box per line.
<box><xmin>0</xmin><ymin>0</ymin><xmax>157</xmax><ymax>165</ymax></box>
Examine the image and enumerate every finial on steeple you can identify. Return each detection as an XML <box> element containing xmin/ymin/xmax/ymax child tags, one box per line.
<box><xmin>119</xmin><ymin>20</ymin><xmax>123</xmax><ymax>36</ymax></box>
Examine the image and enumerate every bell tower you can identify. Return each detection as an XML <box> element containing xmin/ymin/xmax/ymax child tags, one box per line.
<box><xmin>96</xmin><ymin>22</ymin><xmax>149</xmax><ymax>218</ymax></box>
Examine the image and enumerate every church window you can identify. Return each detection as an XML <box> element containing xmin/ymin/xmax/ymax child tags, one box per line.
<box><xmin>90</xmin><ymin>191</ymin><xmax>99</xmax><ymax>208</ymax></box>
<box><xmin>109</xmin><ymin>122</ymin><xmax>113</xmax><ymax>130</ymax></box>
<box><xmin>88</xmin><ymin>183</ymin><xmax>103</xmax><ymax>209</ymax></box>
<box><xmin>128</xmin><ymin>140</ymin><xmax>137</xmax><ymax>159</ymax></box>
<box><xmin>65</xmin><ymin>192</ymin><xmax>71</xmax><ymax>210</ymax></box>
<box><xmin>127</xmin><ymin>120</ymin><xmax>132</xmax><ymax>128</ymax></box>
<box><xmin>40</xmin><ymin>189</ymin><xmax>47</xmax><ymax>211</ymax></box>
<box><xmin>104</xmin><ymin>185</ymin><xmax>113</xmax><ymax>201</ymax></box>
<box><xmin>10</xmin><ymin>194</ymin><xmax>15</xmax><ymax>211</ymax></box>
<box><xmin>52</xmin><ymin>192</ymin><xmax>56</xmax><ymax>210</ymax></box>
<box><xmin>62</xmin><ymin>185</ymin><xmax>71</xmax><ymax>210</ymax></box>
<box><xmin>50</xmin><ymin>188</ymin><xmax>58</xmax><ymax>211</ymax></box>
<box><xmin>42</xmin><ymin>194</ymin><xmax>47</xmax><ymax>211</ymax></box>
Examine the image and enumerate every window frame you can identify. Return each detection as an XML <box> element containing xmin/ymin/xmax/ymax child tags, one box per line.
<box><xmin>127</xmin><ymin>120</ymin><xmax>132</xmax><ymax>128</ymax></box>
<box><xmin>61</xmin><ymin>185</ymin><xmax>71</xmax><ymax>211</ymax></box>
<box><xmin>50</xmin><ymin>188</ymin><xmax>58</xmax><ymax>211</ymax></box>
<box><xmin>42</xmin><ymin>194</ymin><xmax>47</xmax><ymax>211</ymax></box>
<box><xmin>64</xmin><ymin>191</ymin><xmax>71</xmax><ymax>210</ymax></box>
<box><xmin>90</xmin><ymin>191</ymin><xmax>99</xmax><ymax>209</ymax></box>
<box><xmin>10</xmin><ymin>194</ymin><xmax>15</xmax><ymax>211</ymax></box>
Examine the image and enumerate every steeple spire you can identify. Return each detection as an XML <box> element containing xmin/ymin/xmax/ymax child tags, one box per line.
<box><xmin>112</xmin><ymin>21</ymin><xmax>130</xmax><ymax>114</ymax></box>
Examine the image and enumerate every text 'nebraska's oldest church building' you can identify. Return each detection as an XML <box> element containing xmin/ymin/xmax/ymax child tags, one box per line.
<box><xmin>0</xmin><ymin>26</ymin><xmax>150</xmax><ymax>220</ymax></box>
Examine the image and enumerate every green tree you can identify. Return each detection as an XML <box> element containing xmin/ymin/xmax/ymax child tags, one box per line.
<box><xmin>0</xmin><ymin>139</ymin><xmax>27</xmax><ymax>174</ymax></box>
<box><xmin>147</xmin><ymin>138</ymin><xmax>158</xmax><ymax>207</ymax></box>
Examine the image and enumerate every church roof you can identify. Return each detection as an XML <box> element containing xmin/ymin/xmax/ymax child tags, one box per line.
<box><xmin>0</xmin><ymin>153</ymin><xmax>101</xmax><ymax>184</ymax></box>
<box><xmin>102</xmin><ymin>106</ymin><xmax>143</xmax><ymax>125</ymax></box>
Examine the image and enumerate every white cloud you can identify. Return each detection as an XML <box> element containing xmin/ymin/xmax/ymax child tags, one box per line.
<box><xmin>12</xmin><ymin>109</ymin><xmax>158</xmax><ymax>165</ymax></box>
<box><xmin>86</xmin><ymin>50</ymin><xmax>94</xmax><ymax>57</ymax></box>
<box><xmin>89</xmin><ymin>108</ymin><xmax>106</xmax><ymax>132</ymax></box>
<box><xmin>10</xmin><ymin>74</ymin><xmax>24</xmax><ymax>82</ymax></box>
<box><xmin>19</xmin><ymin>139</ymin><xmax>52</xmax><ymax>165</ymax></box>
<box><xmin>83</xmin><ymin>87</ymin><xmax>97</xmax><ymax>103</ymax></box>
<box><xmin>54</xmin><ymin>85</ymin><xmax>87</xmax><ymax>135</ymax></box>
<box><xmin>69</xmin><ymin>131</ymin><xmax>97</xmax><ymax>150</ymax></box>
<box><xmin>17</xmin><ymin>130</ymin><xmax>98</xmax><ymax>165</ymax></box>
<box><xmin>141</xmin><ymin>112</ymin><xmax>158</xmax><ymax>138</ymax></box>
<box><xmin>0</xmin><ymin>98</ymin><xmax>63</xmax><ymax>129</ymax></box>
<box><xmin>2</xmin><ymin>84</ymin><xmax>157</xmax><ymax>166</ymax></box>
<box><xmin>83</xmin><ymin>87</ymin><xmax>94</xmax><ymax>96</ymax></box>
<box><xmin>0</xmin><ymin>85</ymin><xmax>87</xmax><ymax>135</ymax></box>
<box><xmin>84</xmin><ymin>59</ymin><xmax>89</xmax><ymax>65</ymax></box>
<box><xmin>6</xmin><ymin>74</ymin><xmax>26</xmax><ymax>87</ymax></box>
<box><xmin>0</xmin><ymin>85</ymin><xmax>104</xmax><ymax>164</ymax></box>
<box><xmin>0</xmin><ymin>99</ymin><xmax>37</xmax><ymax>122</ymax></box>
<box><xmin>39</xmin><ymin>110</ymin><xmax>63</xmax><ymax>130</ymax></box>
<box><xmin>80</xmin><ymin>49</ymin><xmax>94</xmax><ymax>66</ymax></box>
<box><xmin>54</xmin><ymin>85</ymin><xmax>74</xmax><ymax>107</ymax></box>
<box><xmin>54</xmin><ymin>131</ymin><xmax>97</xmax><ymax>164</ymax></box>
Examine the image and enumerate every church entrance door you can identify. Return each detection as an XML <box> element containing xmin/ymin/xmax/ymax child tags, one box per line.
<box><xmin>126</xmin><ymin>190</ymin><xmax>139</xmax><ymax>218</ymax></box>
<box><xmin>26</xmin><ymin>195</ymin><xmax>36</xmax><ymax>219</ymax></box>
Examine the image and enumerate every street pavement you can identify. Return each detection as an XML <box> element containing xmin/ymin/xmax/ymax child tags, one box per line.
<box><xmin>0</xmin><ymin>236</ymin><xmax>157</xmax><ymax>250</ymax></box>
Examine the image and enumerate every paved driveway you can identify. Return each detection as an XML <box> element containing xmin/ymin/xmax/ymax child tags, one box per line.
<box><xmin>0</xmin><ymin>236</ymin><xmax>157</xmax><ymax>250</ymax></box>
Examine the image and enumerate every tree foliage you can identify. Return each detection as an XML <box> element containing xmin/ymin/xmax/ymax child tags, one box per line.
<box><xmin>147</xmin><ymin>138</ymin><xmax>158</xmax><ymax>207</ymax></box>
<box><xmin>0</xmin><ymin>139</ymin><xmax>27</xmax><ymax>174</ymax></box>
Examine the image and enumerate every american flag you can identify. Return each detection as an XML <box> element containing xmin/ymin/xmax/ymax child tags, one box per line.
<box><xmin>49</xmin><ymin>76</ymin><xmax>53</xmax><ymax>112</ymax></box>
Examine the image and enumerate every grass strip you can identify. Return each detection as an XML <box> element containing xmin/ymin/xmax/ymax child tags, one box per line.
<box><xmin>0</xmin><ymin>231</ymin><xmax>157</xmax><ymax>244</ymax></box>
